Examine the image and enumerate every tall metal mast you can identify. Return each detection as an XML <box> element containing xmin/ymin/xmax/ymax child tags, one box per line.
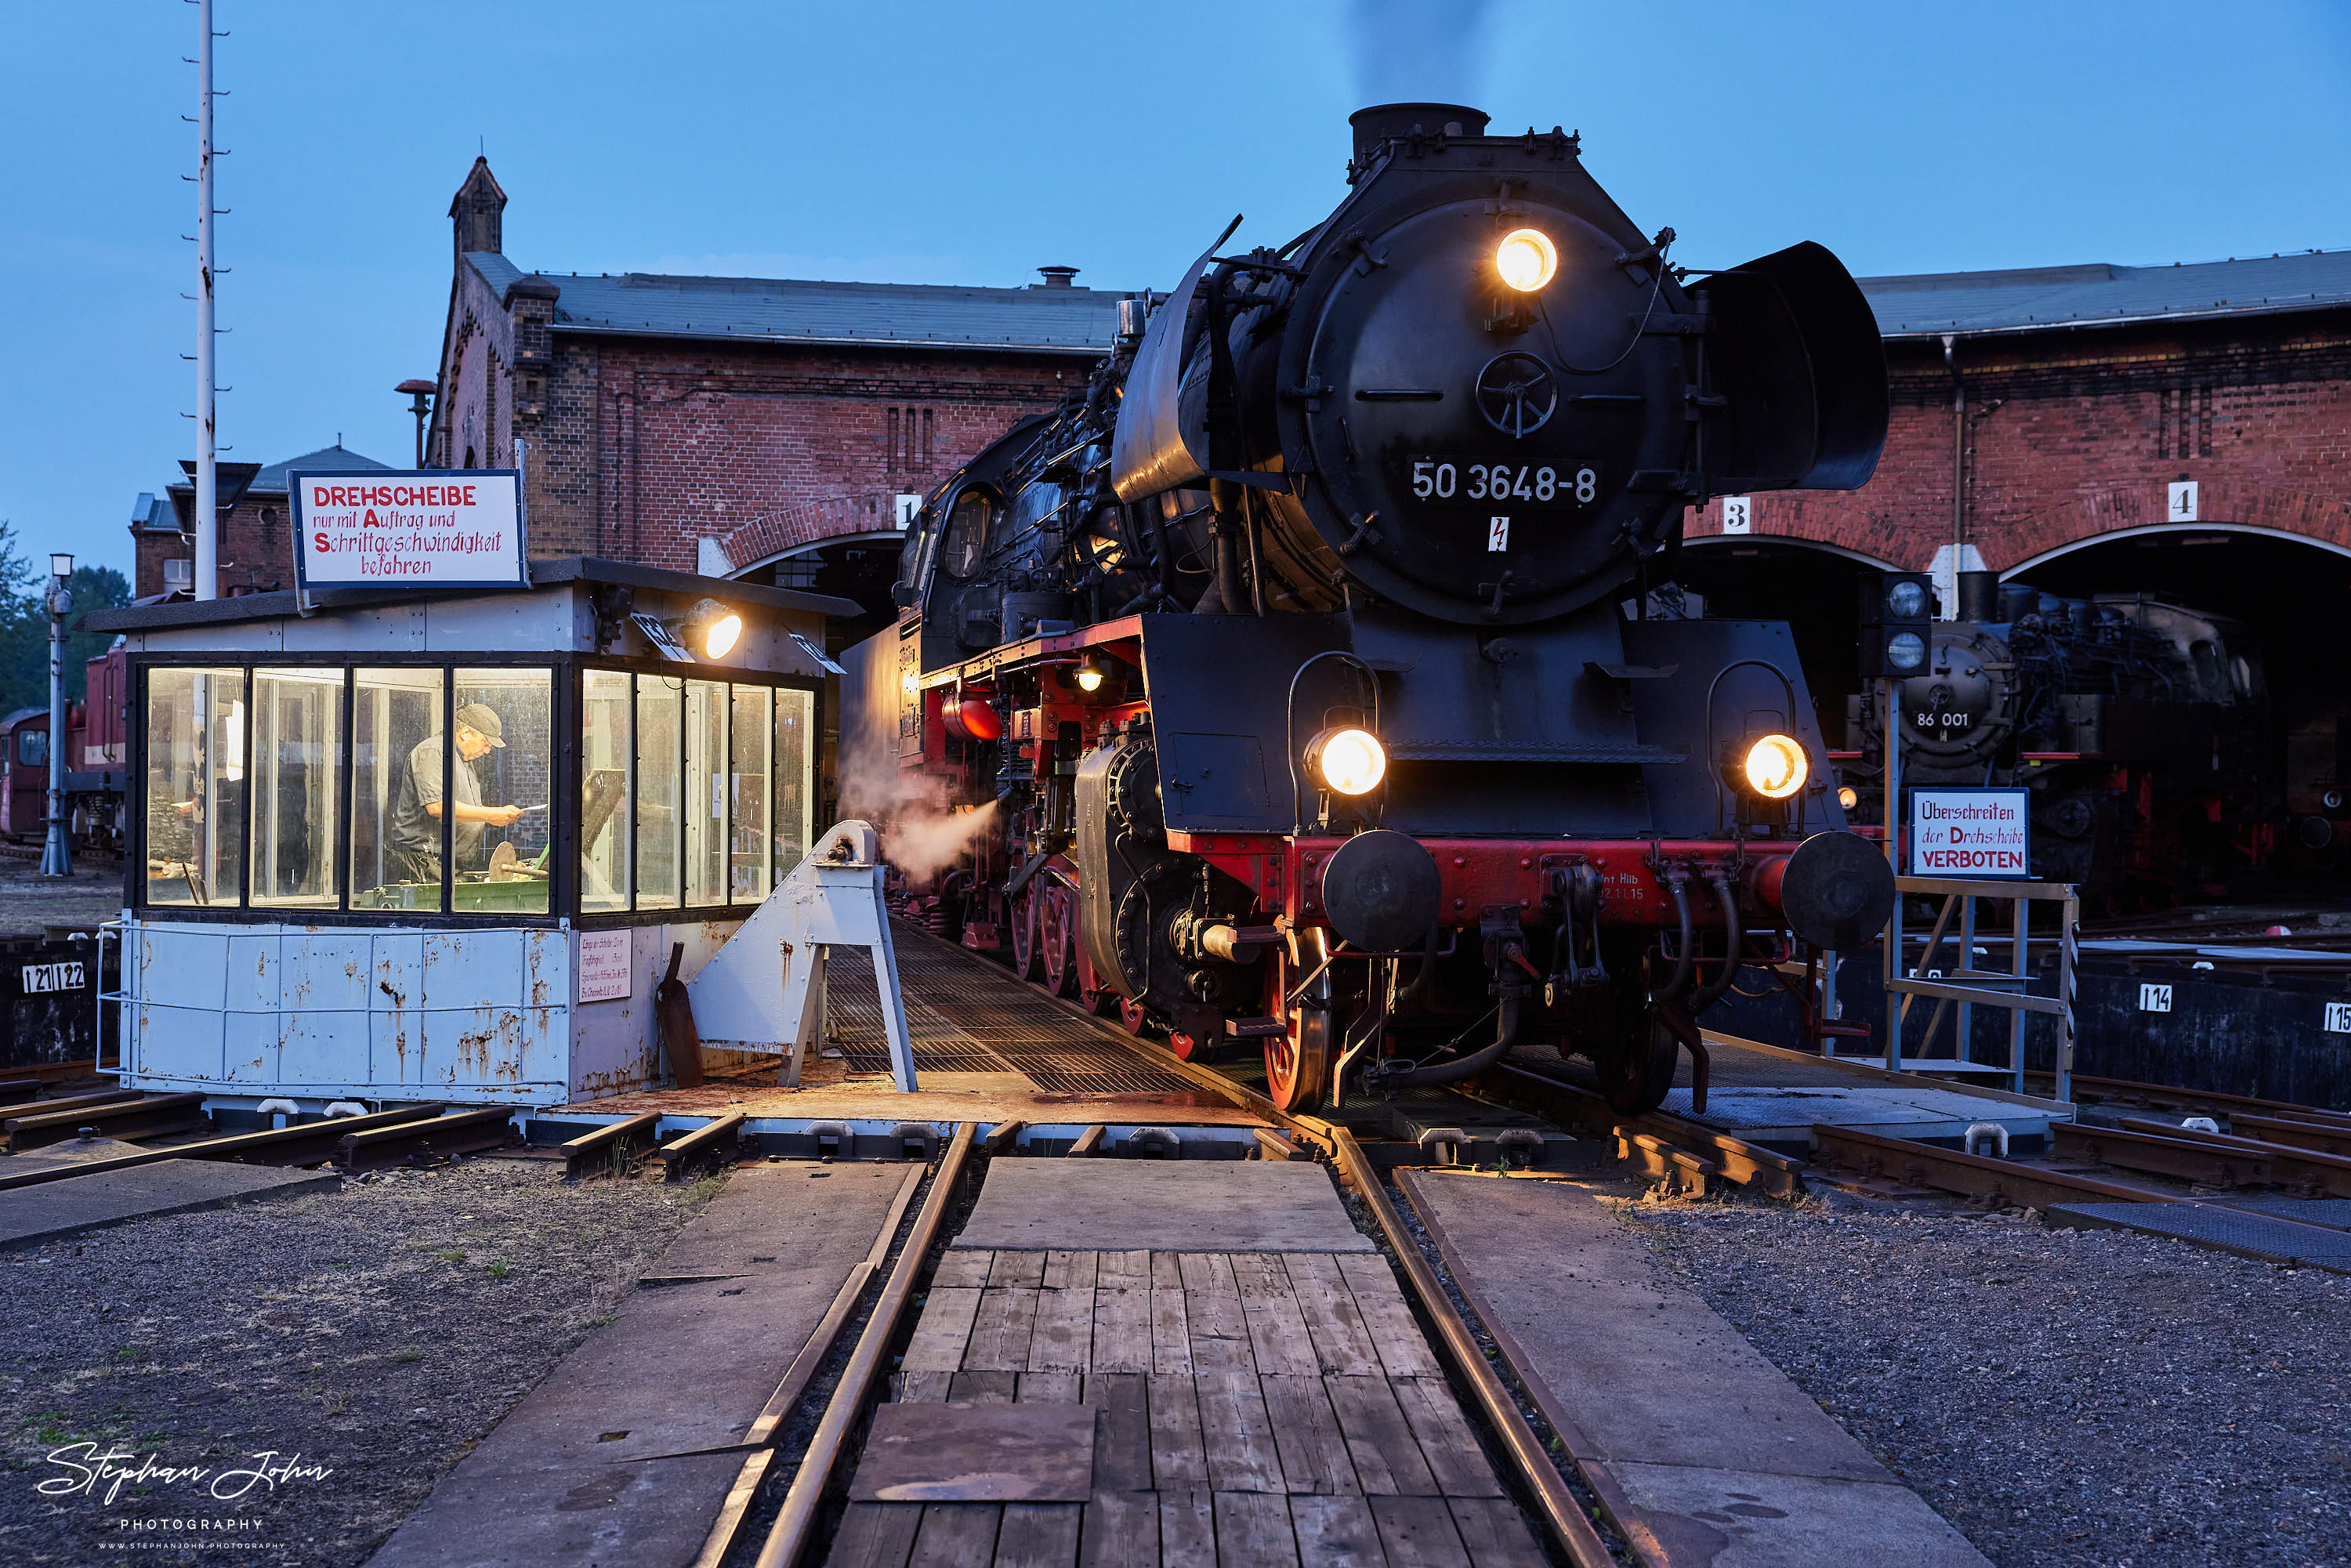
<box><xmin>193</xmin><ymin>0</ymin><xmax>219</xmax><ymax>600</ymax></box>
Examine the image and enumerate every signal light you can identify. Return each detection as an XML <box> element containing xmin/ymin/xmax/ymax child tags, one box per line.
<box><xmin>1860</xmin><ymin>571</ymin><xmax>1934</xmax><ymax>679</ymax></box>
<box><xmin>1837</xmin><ymin>784</ymin><xmax>1860</xmax><ymax>810</ymax></box>
<box><xmin>1495</xmin><ymin>229</ymin><xmax>1557</xmax><ymax>292</ymax></box>
<box><xmin>1735</xmin><ymin>733</ymin><xmax>1809</xmax><ymax>801</ymax></box>
<box><xmin>1305</xmin><ymin>727</ymin><xmax>1386</xmax><ymax>797</ymax></box>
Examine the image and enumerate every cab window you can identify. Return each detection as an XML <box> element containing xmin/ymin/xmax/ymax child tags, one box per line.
<box><xmin>940</xmin><ymin>491</ymin><xmax>993</xmax><ymax>580</ymax></box>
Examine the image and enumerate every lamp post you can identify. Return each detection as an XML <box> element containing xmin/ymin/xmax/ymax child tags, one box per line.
<box><xmin>39</xmin><ymin>553</ymin><xmax>74</xmax><ymax>878</ymax></box>
<box><xmin>396</xmin><ymin>379</ymin><xmax>437</xmax><ymax>469</ymax></box>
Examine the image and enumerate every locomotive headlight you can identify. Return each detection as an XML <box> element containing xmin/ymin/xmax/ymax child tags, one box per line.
<box><xmin>1494</xmin><ymin>228</ymin><xmax>1558</xmax><ymax>292</ymax></box>
<box><xmin>1074</xmin><ymin>654</ymin><xmax>1108</xmax><ymax>693</ymax></box>
<box><xmin>1305</xmin><ymin>727</ymin><xmax>1387</xmax><ymax>796</ymax></box>
<box><xmin>1886</xmin><ymin>630</ymin><xmax>1929</xmax><ymax>672</ymax></box>
<box><xmin>1740</xmin><ymin>733</ymin><xmax>1809</xmax><ymax>801</ymax></box>
<box><xmin>1837</xmin><ymin>784</ymin><xmax>1860</xmax><ymax>811</ymax></box>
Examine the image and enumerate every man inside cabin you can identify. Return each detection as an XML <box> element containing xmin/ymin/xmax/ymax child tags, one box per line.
<box><xmin>386</xmin><ymin>703</ymin><xmax>526</xmax><ymax>884</ymax></box>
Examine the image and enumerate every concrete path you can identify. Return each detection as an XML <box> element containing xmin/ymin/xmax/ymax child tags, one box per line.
<box><xmin>368</xmin><ymin>1161</ymin><xmax>918</xmax><ymax>1568</ymax></box>
<box><xmin>0</xmin><ymin>1157</ymin><xmax>338</xmax><ymax>1249</ymax></box>
<box><xmin>953</xmin><ymin>1159</ymin><xmax>1374</xmax><ymax>1253</ymax></box>
<box><xmin>1400</xmin><ymin>1171</ymin><xmax>1990</xmax><ymax>1568</ymax></box>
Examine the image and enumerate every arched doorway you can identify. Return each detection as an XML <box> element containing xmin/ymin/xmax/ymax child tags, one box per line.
<box><xmin>2006</xmin><ymin>523</ymin><xmax>2351</xmax><ymax>907</ymax></box>
<box><xmin>734</xmin><ymin>530</ymin><xmax>908</xmax><ymax>647</ymax></box>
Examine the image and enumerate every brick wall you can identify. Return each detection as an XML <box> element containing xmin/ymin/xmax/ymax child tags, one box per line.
<box><xmin>150</xmin><ymin>491</ymin><xmax>295</xmax><ymax>598</ymax></box>
<box><xmin>1686</xmin><ymin>310</ymin><xmax>2351</xmax><ymax>570</ymax></box>
<box><xmin>522</xmin><ymin>335</ymin><xmax>1076</xmax><ymax>571</ymax></box>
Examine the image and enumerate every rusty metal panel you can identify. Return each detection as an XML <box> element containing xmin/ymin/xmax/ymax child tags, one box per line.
<box><xmin>422</xmin><ymin>929</ymin><xmax>526</xmax><ymax>1010</ymax></box>
<box><xmin>523</xmin><ymin>929</ymin><xmax>571</xmax><ymax>1011</ymax></box>
<box><xmin>224</xmin><ymin>932</ymin><xmax>281</xmax><ymax>1013</ymax></box>
<box><xmin>134</xmin><ymin>1002</ymin><xmax>224</xmax><ymax>1082</ymax></box>
<box><xmin>369</xmin><ymin>1008</ymin><xmax>427</xmax><ymax>1086</ymax></box>
<box><xmin>222</xmin><ymin>1012</ymin><xmax>280</xmax><ymax>1084</ymax></box>
<box><xmin>281</xmin><ymin>1009</ymin><xmax>370</xmax><ymax>1085</ymax></box>
<box><xmin>282</xmin><ymin>932</ymin><xmax>373</xmax><ymax>1012</ymax></box>
<box><xmin>141</xmin><ymin>926</ymin><xmax>230</xmax><ymax>1011</ymax></box>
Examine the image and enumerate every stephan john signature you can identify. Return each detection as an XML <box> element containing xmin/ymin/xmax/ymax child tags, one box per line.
<box><xmin>37</xmin><ymin>1444</ymin><xmax>333</xmax><ymax>1506</ymax></box>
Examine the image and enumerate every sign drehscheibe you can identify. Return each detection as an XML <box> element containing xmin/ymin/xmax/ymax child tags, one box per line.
<box><xmin>290</xmin><ymin>469</ymin><xmax>525</xmax><ymax>589</ymax></box>
<box><xmin>1907</xmin><ymin>787</ymin><xmax>2030</xmax><ymax>879</ymax></box>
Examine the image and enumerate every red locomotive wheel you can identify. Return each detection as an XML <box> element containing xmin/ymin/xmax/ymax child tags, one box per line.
<box><xmin>1262</xmin><ymin>936</ymin><xmax>1331</xmax><ymax>1113</ymax></box>
<box><xmin>1038</xmin><ymin>882</ymin><xmax>1079</xmax><ymax>998</ymax></box>
<box><xmin>1009</xmin><ymin>886</ymin><xmax>1041</xmax><ymax>982</ymax></box>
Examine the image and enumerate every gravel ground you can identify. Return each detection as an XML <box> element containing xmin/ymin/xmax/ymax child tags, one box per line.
<box><xmin>0</xmin><ymin>859</ymin><xmax>125</xmax><ymax>929</ymax></box>
<box><xmin>0</xmin><ymin>1157</ymin><xmax>720</xmax><ymax>1566</ymax></box>
<box><xmin>1617</xmin><ymin>1191</ymin><xmax>2351</xmax><ymax>1568</ymax></box>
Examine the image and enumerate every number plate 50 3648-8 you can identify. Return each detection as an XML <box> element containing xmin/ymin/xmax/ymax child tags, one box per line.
<box><xmin>1408</xmin><ymin>458</ymin><xmax>1599</xmax><ymax>507</ymax></box>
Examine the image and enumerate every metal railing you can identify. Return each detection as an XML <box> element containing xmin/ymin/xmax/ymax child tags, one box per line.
<box><xmin>1882</xmin><ymin>875</ymin><xmax>2078</xmax><ymax>1100</ymax></box>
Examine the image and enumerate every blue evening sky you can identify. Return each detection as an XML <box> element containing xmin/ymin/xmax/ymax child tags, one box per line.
<box><xmin>5</xmin><ymin>1</ymin><xmax>2348</xmax><ymax>580</ymax></box>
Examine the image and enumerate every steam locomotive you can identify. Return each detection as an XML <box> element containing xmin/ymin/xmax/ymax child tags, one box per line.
<box><xmin>841</xmin><ymin>103</ymin><xmax>1897</xmax><ymax>1114</ymax></box>
<box><xmin>1838</xmin><ymin>578</ymin><xmax>2284</xmax><ymax>911</ymax></box>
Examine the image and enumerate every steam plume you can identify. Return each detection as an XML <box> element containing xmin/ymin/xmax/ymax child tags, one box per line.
<box><xmin>1345</xmin><ymin>0</ymin><xmax>1494</xmax><ymax>107</ymax></box>
<box><xmin>837</xmin><ymin>717</ymin><xmax>1001</xmax><ymax>889</ymax></box>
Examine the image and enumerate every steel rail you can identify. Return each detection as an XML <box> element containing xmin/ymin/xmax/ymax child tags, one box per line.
<box><xmin>5</xmin><ymin>1092</ymin><xmax>208</xmax><ymax>1152</ymax></box>
<box><xmin>688</xmin><ymin>1162</ymin><xmax>928</xmax><ymax>1568</ymax></box>
<box><xmin>2048</xmin><ymin>1071</ymin><xmax>2351</xmax><ymax>1127</ymax></box>
<box><xmin>749</xmin><ymin>1121</ymin><xmax>976</xmax><ymax>1568</ymax></box>
<box><xmin>889</xmin><ymin>923</ymin><xmax>1624</xmax><ymax>1565</ymax></box>
<box><xmin>0</xmin><ymin>1102</ymin><xmax>451</xmax><ymax>1193</ymax></box>
<box><xmin>335</xmin><ymin>1108</ymin><xmax>519</xmax><ymax>1172</ymax></box>
<box><xmin>1815</xmin><ymin>1121</ymin><xmax>2176</xmax><ymax>1208</ymax></box>
<box><xmin>1328</xmin><ymin>1125</ymin><xmax>1616</xmax><ymax>1568</ymax></box>
<box><xmin>1471</xmin><ymin>1060</ymin><xmax>1807</xmax><ymax>1197</ymax></box>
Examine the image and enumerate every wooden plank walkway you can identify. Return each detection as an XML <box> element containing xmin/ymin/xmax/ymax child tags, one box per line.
<box><xmin>831</xmin><ymin>1249</ymin><xmax>1545</xmax><ymax>1567</ymax></box>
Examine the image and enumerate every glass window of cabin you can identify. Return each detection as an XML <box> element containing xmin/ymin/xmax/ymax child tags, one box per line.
<box><xmin>143</xmin><ymin>666</ymin><xmax>245</xmax><ymax>907</ymax></box>
<box><xmin>940</xmin><ymin>491</ymin><xmax>991</xmax><ymax>579</ymax></box>
<box><xmin>684</xmin><ymin>679</ymin><xmax>726</xmax><ymax>907</ymax></box>
<box><xmin>249</xmin><ymin>668</ymin><xmax>343</xmax><ymax>908</ymax></box>
<box><xmin>636</xmin><ymin>674</ymin><xmax>682</xmax><ymax>909</ymax></box>
<box><xmin>16</xmin><ymin>726</ymin><xmax>45</xmax><ymax>767</ymax></box>
<box><xmin>730</xmin><ymin>684</ymin><xmax>771</xmax><ymax>902</ymax></box>
<box><xmin>775</xmin><ymin>686</ymin><xmax>813</xmax><ymax>878</ymax></box>
<box><xmin>580</xmin><ymin>669</ymin><xmax>632</xmax><ymax>913</ymax></box>
<box><xmin>350</xmin><ymin>668</ymin><xmax>445</xmax><ymax>907</ymax></box>
<box><xmin>451</xmin><ymin>669</ymin><xmax>552</xmax><ymax>915</ymax></box>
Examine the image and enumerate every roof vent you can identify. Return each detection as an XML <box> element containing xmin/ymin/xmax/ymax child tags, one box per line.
<box><xmin>1035</xmin><ymin>266</ymin><xmax>1079</xmax><ymax>289</ymax></box>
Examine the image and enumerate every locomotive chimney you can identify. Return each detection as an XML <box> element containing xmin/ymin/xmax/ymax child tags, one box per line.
<box><xmin>1349</xmin><ymin>102</ymin><xmax>1489</xmax><ymax>163</ymax></box>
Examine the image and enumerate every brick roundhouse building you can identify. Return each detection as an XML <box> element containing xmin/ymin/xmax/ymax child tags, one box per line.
<box><xmin>422</xmin><ymin>158</ymin><xmax>1128</xmax><ymax>638</ymax></box>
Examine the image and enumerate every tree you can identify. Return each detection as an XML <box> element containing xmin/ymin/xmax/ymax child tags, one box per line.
<box><xmin>0</xmin><ymin>523</ymin><xmax>132</xmax><ymax>715</ymax></box>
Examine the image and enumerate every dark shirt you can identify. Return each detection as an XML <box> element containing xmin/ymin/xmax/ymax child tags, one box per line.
<box><xmin>387</xmin><ymin>734</ymin><xmax>480</xmax><ymax>878</ymax></box>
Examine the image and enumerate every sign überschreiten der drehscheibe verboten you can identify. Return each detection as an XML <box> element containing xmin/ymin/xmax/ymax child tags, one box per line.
<box><xmin>289</xmin><ymin>469</ymin><xmax>525</xmax><ymax>590</ymax></box>
<box><xmin>1907</xmin><ymin>786</ymin><xmax>2030</xmax><ymax>879</ymax></box>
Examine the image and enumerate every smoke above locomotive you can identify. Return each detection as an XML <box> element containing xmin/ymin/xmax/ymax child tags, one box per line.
<box><xmin>845</xmin><ymin>106</ymin><xmax>1897</xmax><ymax>1115</ymax></box>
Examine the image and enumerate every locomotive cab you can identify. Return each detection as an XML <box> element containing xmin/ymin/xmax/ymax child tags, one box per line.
<box><xmin>847</xmin><ymin>103</ymin><xmax>1897</xmax><ymax>1114</ymax></box>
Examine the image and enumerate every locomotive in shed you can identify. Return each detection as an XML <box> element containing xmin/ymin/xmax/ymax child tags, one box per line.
<box><xmin>840</xmin><ymin>103</ymin><xmax>1898</xmax><ymax>1114</ymax></box>
<box><xmin>1838</xmin><ymin>578</ymin><xmax>2289</xmax><ymax>912</ymax></box>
